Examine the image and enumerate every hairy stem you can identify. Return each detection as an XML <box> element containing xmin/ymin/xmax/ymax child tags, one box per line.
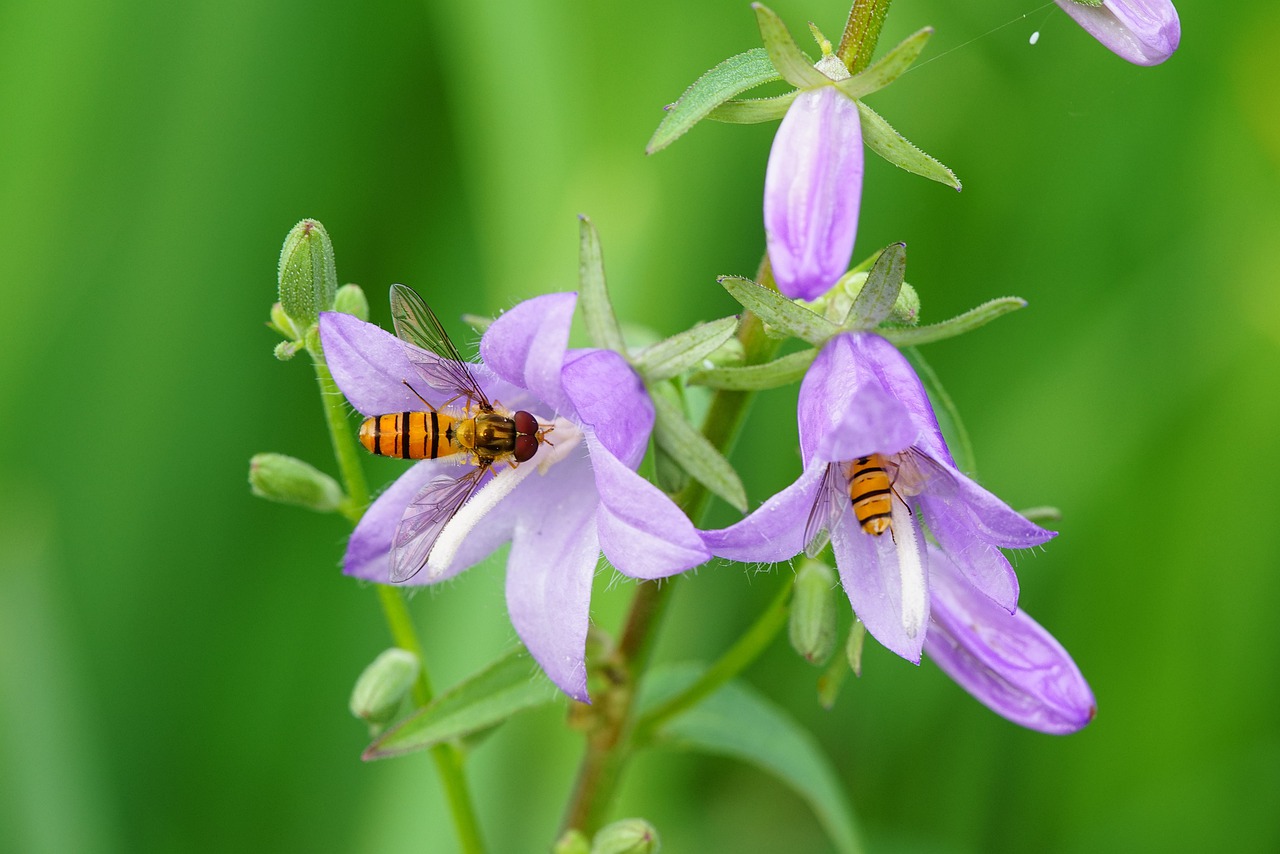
<box><xmin>837</xmin><ymin>0</ymin><xmax>893</xmax><ymax>73</ymax></box>
<box><xmin>308</xmin><ymin>338</ymin><xmax>487</xmax><ymax>854</ymax></box>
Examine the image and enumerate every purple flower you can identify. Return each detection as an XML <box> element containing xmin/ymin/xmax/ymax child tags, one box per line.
<box><xmin>765</xmin><ymin>85</ymin><xmax>864</xmax><ymax>301</ymax></box>
<box><xmin>926</xmin><ymin>545</ymin><xmax>1095</xmax><ymax>734</ymax></box>
<box><xmin>701</xmin><ymin>332</ymin><xmax>1054</xmax><ymax>664</ymax></box>
<box><xmin>1055</xmin><ymin>0</ymin><xmax>1180</xmax><ymax>66</ymax></box>
<box><xmin>319</xmin><ymin>293</ymin><xmax>709</xmax><ymax>701</ymax></box>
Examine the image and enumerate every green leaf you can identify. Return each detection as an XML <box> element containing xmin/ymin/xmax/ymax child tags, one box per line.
<box><xmin>578</xmin><ymin>216</ymin><xmax>627</xmax><ymax>353</ymax></box>
<box><xmin>363</xmin><ymin>647</ymin><xmax>559</xmax><ymax>760</ymax></box>
<box><xmin>844</xmin><ymin>242</ymin><xmax>905</xmax><ymax>329</ymax></box>
<box><xmin>631</xmin><ymin>316</ymin><xmax>739</xmax><ymax>382</ymax></box>
<box><xmin>688</xmin><ymin>347</ymin><xmax>816</xmax><ymax>391</ymax></box>
<box><xmin>834</xmin><ymin>27</ymin><xmax>932</xmax><ymax>101</ymax></box>
<box><xmin>650</xmin><ymin>388</ymin><xmax>748</xmax><ymax>512</ymax></box>
<box><xmin>880</xmin><ymin>296</ymin><xmax>1026</xmax><ymax>348</ymax></box>
<box><xmin>903</xmin><ymin>348</ymin><xmax>977</xmax><ymax>476</ymax></box>
<box><xmin>753</xmin><ymin>4</ymin><xmax>829</xmax><ymax>90</ymax></box>
<box><xmin>646</xmin><ymin>48</ymin><xmax>782</xmax><ymax>154</ymax></box>
<box><xmin>857</xmin><ymin>101</ymin><xmax>961</xmax><ymax>191</ymax></box>
<box><xmin>720</xmin><ymin>276</ymin><xmax>837</xmax><ymax>346</ymax></box>
<box><xmin>707</xmin><ymin>90</ymin><xmax>798</xmax><ymax>125</ymax></box>
<box><xmin>642</xmin><ymin>665</ymin><xmax>864</xmax><ymax>854</ymax></box>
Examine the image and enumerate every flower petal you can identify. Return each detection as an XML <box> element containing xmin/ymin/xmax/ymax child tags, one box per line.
<box><xmin>832</xmin><ymin>498</ymin><xmax>929</xmax><ymax>663</ymax></box>
<box><xmin>765</xmin><ymin>86</ymin><xmax>864</xmax><ymax>301</ymax></box>
<box><xmin>1055</xmin><ymin>0</ymin><xmax>1180</xmax><ymax>66</ymax></box>
<box><xmin>563</xmin><ymin>349</ymin><xmax>653</xmax><ymax>469</ymax></box>
<box><xmin>701</xmin><ymin>465</ymin><xmax>826</xmax><ymax>563</ymax></box>
<box><xmin>503</xmin><ymin>453</ymin><xmax>601</xmax><ymax>702</ymax></box>
<box><xmin>923</xmin><ymin>508</ymin><xmax>1020</xmax><ymax>613</ymax></box>
<box><xmin>848</xmin><ymin>332</ymin><xmax>952</xmax><ymax>465</ymax></box>
<box><xmin>925</xmin><ymin>548</ymin><xmax>1095</xmax><ymax>734</ymax></box>
<box><xmin>481</xmin><ymin>292</ymin><xmax>576</xmax><ymax>417</ymax></box>
<box><xmin>588</xmin><ymin>434</ymin><xmax>709</xmax><ymax>579</ymax></box>
<box><xmin>916</xmin><ymin>454</ymin><xmax>1057</xmax><ymax>549</ymax></box>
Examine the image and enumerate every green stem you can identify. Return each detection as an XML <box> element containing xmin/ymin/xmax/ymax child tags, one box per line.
<box><xmin>632</xmin><ymin>577</ymin><xmax>793</xmax><ymax>745</ymax></box>
<box><xmin>307</xmin><ymin>336</ymin><xmax>486</xmax><ymax>854</ymax></box>
<box><xmin>837</xmin><ymin>0</ymin><xmax>893</xmax><ymax>73</ymax></box>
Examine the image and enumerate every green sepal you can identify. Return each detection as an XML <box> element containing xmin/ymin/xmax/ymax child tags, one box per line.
<box><xmin>719</xmin><ymin>276</ymin><xmax>838</xmax><ymax>345</ymax></box>
<box><xmin>688</xmin><ymin>347</ymin><xmax>816</xmax><ymax>391</ymax></box>
<box><xmin>857</xmin><ymin>102</ymin><xmax>962</xmax><ymax>191</ymax></box>
<box><xmin>268</xmin><ymin>302</ymin><xmax>299</xmax><ymax>340</ymax></box>
<box><xmin>650</xmin><ymin>386</ymin><xmax>748</xmax><ymax>512</ymax></box>
<box><xmin>362</xmin><ymin>646</ymin><xmax>559</xmax><ymax>760</ymax></box>
<box><xmin>349</xmin><ymin>648</ymin><xmax>420</xmax><ymax>729</ymax></box>
<box><xmin>880</xmin><ymin>297</ymin><xmax>1026</xmax><ymax>348</ymax></box>
<box><xmin>277</xmin><ymin>218</ymin><xmax>338</xmax><ymax>329</ymax></box>
<box><xmin>646</xmin><ymin>48</ymin><xmax>783</xmax><ymax>154</ymax></box>
<box><xmin>631</xmin><ymin>316</ymin><xmax>738</xmax><ymax>383</ymax></box>
<box><xmin>641</xmin><ymin>664</ymin><xmax>864</xmax><ymax>854</ymax></box>
<box><xmin>590</xmin><ymin>818</ymin><xmax>661</xmax><ymax>854</ymax></box>
<box><xmin>578</xmin><ymin>216</ymin><xmax>627</xmax><ymax>353</ymax></box>
<box><xmin>844</xmin><ymin>242</ymin><xmax>906</xmax><ymax>329</ymax></box>
<box><xmin>249</xmin><ymin>452</ymin><xmax>345</xmax><ymax>513</ymax></box>
<box><xmin>789</xmin><ymin>559</ymin><xmax>838</xmax><ymax>665</ymax></box>
<box><xmin>752</xmin><ymin>4</ymin><xmax>830</xmax><ymax>90</ymax></box>
<box><xmin>904</xmin><ymin>347</ymin><xmax>977</xmax><ymax>476</ymax></box>
<box><xmin>833</xmin><ymin>27</ymin><xmax>932</xmax><ymax>101</ymax></box>
<box><xmin>333</xmin><ymin>283</ymin><xmax>369</xmax><ymax>320</ymax></box>
<box><xmin>707</xmin><ymin>90</ymin><xmax>797</xmax><ymax>125</ymax></box>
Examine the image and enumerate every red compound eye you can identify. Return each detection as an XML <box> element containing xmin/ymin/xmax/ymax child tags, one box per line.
<box><xmin>514</xmin><ymin>410</ymin><xmax>538</xmax><ymax>436</ymax></box>
<box><xmin>513</xmin><ymin>434</ymin><xmax>539</xmax><ymax>463</ymax></box>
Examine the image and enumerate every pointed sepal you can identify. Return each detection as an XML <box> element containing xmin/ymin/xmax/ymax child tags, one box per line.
<box><xmin>647</xmin><ymin>48</ymin><xmax>783</xmax><ymax>154</ymax></box>
<box><xmin>650</xmin><ymin>386</ymin><xmax>748</xmax><ymax>512</ymax></box>
<box><xmin>719</xmin><ymin>276</ymin><xmax>838</xmax><ymax>345</ymax></box>
<box><xmin>752</xmin><ymin>4</ymin><xmax>830</xmax><ymax>90</ymax></box>
<box><xmin>857</xmin><ymin>102</ymin><xmax>961</xmax><ymax>191</ymax></box>
<box><xmin>834</xmin><ymin>27</ymin><xmax>933</xmax><ymax>101</ymax></box>
<box><xmin>578</xmin><ymin>215</ymin><xmax>627</xmax><ymax>353</ymax></box>
<box><xmin>631</xmin><ymin>317</ymin><xmax>739</xmax><ymax>383</ymax></box>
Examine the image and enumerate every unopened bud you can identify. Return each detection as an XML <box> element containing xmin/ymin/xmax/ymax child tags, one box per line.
<box><xmin>349</xmin><ymin>648</ymin><xmax>420</xmax><ymax>726</ymax></box>
<box><xmin>822</xmin><ymin>271</ymin><xmax>919</xmax><ymax>327</ymax></box>
<box><xmin>789</xmin><ymin>558</ymin><xmax>837</xmax><ymax>665</ymax></box>
<box><xmin>268</xmin><ymin>301</ymin><xmax>299</xmax><ymax>340</ymax></box>
<box><xmin>277</xmin><ymin>218</ymin><xmax>338</xmax><ymax>329</ymax></box>
<box><xmin>248</xmin><ymin>453</ymin><xmax>344</xmax><ymax>512</ymax></box>
<box><xmin>591</xmin><ymin>818</ymin><xmax>660</xmax><ymax>854</ymax></box>
<box><xmin>334</xmin><ymin>283</ymin><xmax>369</xmax><ymax>321</ymax></box>
<box><xmin>273</xmin><ymin>340</ymin><xmax>301</xmax><ymax>361</ymax></box>
<box><xmin>847</xmin><ymin>619</ymin><xmax>867</xmax><ymax>678</ymax></box>
<box><xmin>552</xmin><ymin>830</ymin><xmax>591</xmax><ymax>854</ymax></box>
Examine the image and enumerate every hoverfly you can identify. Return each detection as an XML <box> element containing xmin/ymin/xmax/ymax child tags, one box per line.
<box><xmin>804</xmin><ymin>453</ymin><xmax>909</xmax><ymax>557</ymax></box>
<box><xmin>363</xmin><ymin>284</ymin><xmax>551</xmax><ymax>582</ymax></box>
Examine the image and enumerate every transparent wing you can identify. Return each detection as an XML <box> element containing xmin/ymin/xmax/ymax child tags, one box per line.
<box><xmin>390</xmin><ymin>466</ymin><xmax>487</xmax><ymax>583</ymax></box>
<box><xmin>803</xmin><ymin>462</ymin><xmax>848</xmax><ymax>558</ymax></box>
<box><xmin>389</xmin><ymin>283</ymin><xmax>492</xmax><ymax>410</ymax></box>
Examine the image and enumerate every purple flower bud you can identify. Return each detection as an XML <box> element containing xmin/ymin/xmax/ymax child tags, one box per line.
<box><xmin>764</xmin><ymin>86</ymin><xmax>864</xmax><ymax>301</ymax></box>
<box><xmin>1054</xmin><ymin>0</ymin><xmax>1181</xmax><ymax>66</ymax></box>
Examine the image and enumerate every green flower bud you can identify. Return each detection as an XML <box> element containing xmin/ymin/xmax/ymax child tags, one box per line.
<box><xmin>887</xmin><ymin>281</ymin><xmax>919</xmax><ymax>326</ymax></box>
<box><xmin>808</xmin><ymin>270</ymin><xmax>921</xmax><ymax>328</ymax></box>
<box><xmin>248</xmin><ymin>453</ymin><xmax>345</xmax><ymax>512</ymax></box>
<box><xmin>277</xmin><ymin>218</ymin><xmax>338</xmax><ymax>329</ymax></box>
<box><xmin>701</xmin><ymin>335</ymin><xmax>745</xmax><ymax>369</ymax></box>
<box><xmin>334</xmin><ymin>283</ymin><xmax>369</xmax><ymax>321</ymax></box>
<box><xmin>273</xmin><ymin>340</ymin><xmax>301</xmax><ymax>361</ymax></box>
<box><xmin>268</xmin><ymin>301</ymin><xmax>299</xmax><ymax>340</ymax></box>
<box><xmin>349</xmin><ymin>648</ymin><xmax>420</xmax><ymax>726</ymax></box>
<box><xmin>789</xmin><ymin>558</ymin><xmax>837</xmax><ymax>665</ymax></box>
<box><xmin>847</xmin><ymin>619</ymin><xmax>867</xmax><ymax>678</ymax></box>
<box><xmin>590</xmin><ymin>818</ymin><xmax>661</xmax><ymax>854</ymax></box>
<box><xmin>553</xmin><ymin>830</ymin><xmax>591</xmax><ymax>854</ymax></box>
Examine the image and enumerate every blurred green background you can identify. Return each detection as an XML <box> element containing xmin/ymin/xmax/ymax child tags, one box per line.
<box><xmin>2</xmin><ymin>1</ymin><xmax>1278</xmax><ymax>851</ymax></box>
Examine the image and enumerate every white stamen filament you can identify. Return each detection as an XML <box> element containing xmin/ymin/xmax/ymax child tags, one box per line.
<box><xmin>890</xmin><ymin>495</ymin><xmax>927</xmax><ymax>639</ymax></box>
<box><xmin>426</xmin><ymin>418</ymin><xmax>581</xmax><ymax>578</ymax></box>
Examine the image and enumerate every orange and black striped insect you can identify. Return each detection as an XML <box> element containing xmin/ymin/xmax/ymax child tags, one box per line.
<box><xmin>363</xmin><ymin>284</ymin><xmax>551</xmax><ymax>582</ymax></box>
<box><xmin>804</xmin><ymin>454</ymin><xmax>905</xmax><ymax>557</ymax></box>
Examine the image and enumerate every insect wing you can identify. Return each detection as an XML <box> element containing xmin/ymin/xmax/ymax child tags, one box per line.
<box><xmin>389</xmin><ymin>283</ymin><xmax>492</xmax><ymax>410</ymax></box>
<box><xmin>390</xmin><ymin>467</ymin><xmax>487</xmax><ymax>583</ymax></box>
<box><xmin>803</xmin><ymin>462</ymin><xmax>848</xmax><ymax>558</ymax></box>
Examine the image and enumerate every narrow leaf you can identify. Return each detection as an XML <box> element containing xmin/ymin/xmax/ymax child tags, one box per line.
<box><xmin>753</xmin><ymin>4</ymin><xmax>829</xmax><ymax>90</ymax></box>
<box><xmin>881</xmin><ymin>296</ymin><xmax>1026</xmax><ymax>348</ymax></box>
<box><xmin>650</xmin><ymin>389</ymin><xmax>748</xmax><ymax>512</ymax></box>
<box><xmin>363</xmin><ymin>647</ymin><xmax>558</xmax><ymax>760</ymax></box>
<box><xmin>708</xmin><ymin>90</ymin><xmax>798</xmax><ymax>125</ymax></box>
<box><xmin>857</xmin><ymin>102</ymin><xmax>961</xmax><ymax>191</ymax></box>
<box><xmin>643</xmin><ymin>665</ymin><xmax>864</xmax><ymax>854</ymax></box>
<box><xmin>646</xmin><ymin>48</ymin><xmax>782</xmax><ymax>154</ymax></box>
<box><xmin>720</xmin><ymin>276</ymin><xmax>838</xmax><ymax>346</ymax></box>
<box><xmin>578</xmin><ymin>216</ymin><xmax>627</xmax><ymax>353</ymax></box>
<box><xmin>903</xmin><ymin>347</ymin><xmax>977</xmax><ymax>476</ymax></box>
<box><xmin>845</xmin><ymin>242</ymin><xmax>906</xmax><ymax>328</ymax></box>
<box><xmin>632</xmin><ymin>317</ymin><xmax>739</xmax><ymax>382</ymax></box>
<box><xmin>688</xmin><ymin>347</ymin><xmax>817</xmax><ymax>391</ymax></box>
<box><xmin>834</xmin><ymin>27</ymin><xmax>933</xmax><ymax>101</ymax></box>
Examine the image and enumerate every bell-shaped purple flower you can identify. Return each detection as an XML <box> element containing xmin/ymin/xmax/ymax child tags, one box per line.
<box><xmin>701</xmin><ymin>332</ymin><xmax>1054</xmax><ymax>664</ymax></box>
<box><xmin>1055</xmin><ymin>0</ymin><xmax>1180</xmax><ymax>66</ymax></box>
<box><xmin>319</xmin><ymin>293</ymin><xmax>709</xmax><ymax>702</ymax></box>
<box><xmin>765</xmin><ymin>85</ymin><xmax>864</xmax><ymax>301</ymax></box>
<box><xmin>925</xmin><ymin>546</ymin><xmax>1095</xmax><ymax>734</ymax></box>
